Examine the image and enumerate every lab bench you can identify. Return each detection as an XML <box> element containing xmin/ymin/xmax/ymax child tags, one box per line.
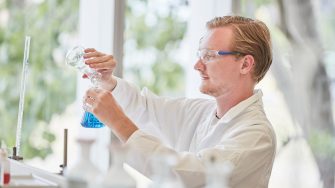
<box><xmin>4</xmin><ymin>159</ymin><xmax>64</xmax><ymax>188</ymax></box>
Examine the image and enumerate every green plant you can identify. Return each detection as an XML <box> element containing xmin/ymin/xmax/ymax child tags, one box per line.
<box><xmin>124</xmin><ymin>0</ymin><xmax>187</xmax><ymax>95</ymax></box>
<box><xmin>0</xmin><ymin>0</ymin><xmax>78</xmax><ymax>159</ymax></box>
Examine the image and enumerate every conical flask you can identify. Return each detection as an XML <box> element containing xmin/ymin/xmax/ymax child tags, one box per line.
<box><xmin>95</xmin><ymin>143</ymin><xmax>136</xmax><ymax>188</ymax></box>
<box><xmin>65</xmin><ymin>139</ymin><xmax>101</xmax><ymax>188</ymax></box>
<box><xmin>149</xmin><ymin>152</ymin><xmax>184</xmax><ymax>188</ymax></box>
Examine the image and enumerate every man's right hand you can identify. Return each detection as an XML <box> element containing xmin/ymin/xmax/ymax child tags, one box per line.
<box><xmin>83</xmin><ymin>48</ymin><xmax>117</xmax><ymax>91</ymax></box>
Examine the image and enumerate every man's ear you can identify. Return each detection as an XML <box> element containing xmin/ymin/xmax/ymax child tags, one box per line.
<box><xmin>240</xmin><ymin>55</ymin><xmax>255</xmax><ymax>74</ymax></box>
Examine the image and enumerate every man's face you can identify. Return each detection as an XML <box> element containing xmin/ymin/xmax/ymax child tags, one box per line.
<box><xmin>194</xmin><ymin>27</ymin><xmax>244</xmax><ymax>97</ymax></box>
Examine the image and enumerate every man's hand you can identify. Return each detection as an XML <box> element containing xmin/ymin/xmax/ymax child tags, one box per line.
<box><xmin>83</xmin><ymin>48</ymin><xmax>117</xmax><ymax>91</ymax></box>
<box><xmin>83</xmin><ymin>87</ymin><xmax>138</xmax><ymax>142</ymax></box>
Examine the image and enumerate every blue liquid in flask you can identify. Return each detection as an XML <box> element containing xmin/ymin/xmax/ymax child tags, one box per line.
<box><xmin>81</xmin><ymin>112</ymin><xmax>105</xmax><ymax>128</ymax></box>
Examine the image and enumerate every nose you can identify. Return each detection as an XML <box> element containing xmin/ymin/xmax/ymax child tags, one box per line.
<box><xmin>194</xmin><ymin>59</ymin><xmax>205</xmax><ymax>71</ymax></box>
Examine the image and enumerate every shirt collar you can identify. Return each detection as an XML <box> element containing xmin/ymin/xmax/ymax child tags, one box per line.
<box><xmin>219</xmin><ymin>90</ymin><xmax>263</xmax><ymax>123</ymax></box>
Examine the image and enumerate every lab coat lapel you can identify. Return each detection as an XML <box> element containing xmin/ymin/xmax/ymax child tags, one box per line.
<box><xmin>197</xmin><ymin>90</ymin><xmax>263</xmax><ymax>151</ymax></box>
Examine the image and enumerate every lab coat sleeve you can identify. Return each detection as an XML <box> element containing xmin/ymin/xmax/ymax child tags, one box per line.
<box><xmin>112</xmin><ymin>77</ymin><xmax>213</xmax><ymax>146</ymax></box>
<box><xmin>125</xmin><ymin>124</ymin><xmax>275</xmax><ymax>188</ymax></box>
<box><xmin>125</xmin><ymin>130</ymin><xmax>207</xmax><ymax>188</ymax></box>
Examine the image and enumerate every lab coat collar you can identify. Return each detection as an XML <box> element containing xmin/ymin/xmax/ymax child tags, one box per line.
<box><xmin>219</xmin><ymin>90</ymin><xmax>263</xmax><ymax>124</ymax></box>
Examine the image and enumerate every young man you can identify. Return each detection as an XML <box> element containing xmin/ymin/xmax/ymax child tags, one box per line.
<box><xmin>83</xmin><ymin>16</ymin><xmax>276</xmax><ymax>188</ymax></box>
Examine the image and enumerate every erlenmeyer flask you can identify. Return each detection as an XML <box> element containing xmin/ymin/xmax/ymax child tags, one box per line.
<box><xmin>95</xmin><ymin>143</ymin><xmax>136</xmax><ymax>188</ymax></box>
<box><xmin>65</xmin><ymin>139</ymin><xmax>102</xmax><ymax>188</ymax></box>
<box><xmin>149</xmin><ymin>152</ymin><xmax>184</xmax><ymax>188</ymax></box>
<box><xmin>65</xmin><ymin>46</ymin><xmax>104</xmax><ymax>128</ymax></box>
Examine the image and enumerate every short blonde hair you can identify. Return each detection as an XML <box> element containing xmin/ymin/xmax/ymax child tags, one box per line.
<box><xmin>206</xmin><ymin>16</ymin><xmax>272</xmax><ymax>83</ymax></box>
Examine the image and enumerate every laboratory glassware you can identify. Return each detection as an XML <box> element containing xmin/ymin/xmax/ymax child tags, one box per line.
<box><xmin>95</xmin><ymin>143</ymin><xmax>136</xmax><ymax>188</ymax></box>
<box><xmin>149</xmin><ymin>152</ymin><xmax>184</xmax><ymax>188</ymax></box>
<box><xmin>65</xmin><ymin>46</ymin><xmax>104</xmax><ymax>128</ymax></box>
<box><xmin>65</xmin><ymin>139</ymin><xmax>101</xmax><ymax>188</ymax></box>
<box><xmin>0</xmin><ymin>148</ymin><xmax>11</xmax><ymax>185</ymax></box>
<box><xmin>15</xmin><ymin>36</ymin><xmax>31</xmax><ymax>157</ymax></box>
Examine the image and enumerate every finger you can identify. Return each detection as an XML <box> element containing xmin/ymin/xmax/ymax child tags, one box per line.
<box><xmin>84</xmin><ymin>95</ymin><xmax>97</xmax><ymax>107</ymax></box>
<box><xmin>84</xmin><ymin>51</ymin><xmax>105</xmax><ymax>59</ymax></box>
<box><xmin>83</xmin><ymin>94</ymin><xmax>95</xmax><ymax>104</ymax></box>
<box><xmin>85</xmin><ymin>55</ymin><xmax>114</xmax><ymax>65</ymax></box>
<box><xmin>82</xmin><ymin>96</ymin><xmax>94</xmax><ymax>112</ymax></box>
<box><xmin>84</xmin><ymin>48</ymin><xmax>96</xmax><ymax>53</ymax></box>
<box><xmin>97</xmin><ymin>69</ymin><xmax>113</xmax><ymax>74</ymax></box>
<box><xmin>89</xmin><ymin>61</ymin><xmax>116</xmax><ymax>70</ymax></box>
<box><xmin>87</xmin><ymin>96</ymin><xmax>96</xmax><ymax>103</ymax></box>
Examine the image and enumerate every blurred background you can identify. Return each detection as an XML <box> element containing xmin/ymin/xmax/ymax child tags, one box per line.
<box><xmin>0</xmin><ymin>0</ymin><xmax>334</xmax><ymax>187</ymax></box>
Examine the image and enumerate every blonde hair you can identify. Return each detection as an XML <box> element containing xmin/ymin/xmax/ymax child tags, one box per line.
<box><xmin>206</xmin><ymin>16</ymin><xmax>272</xmax><ymax>83</ymax></box>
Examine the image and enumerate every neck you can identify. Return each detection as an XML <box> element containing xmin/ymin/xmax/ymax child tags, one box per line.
<box><xmin>215</xmin><ymin>84</ymin><xmax>254</xmax><ymax>118</ymax></box>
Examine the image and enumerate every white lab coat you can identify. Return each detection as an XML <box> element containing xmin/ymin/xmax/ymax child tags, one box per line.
<box><xmin>112</xmin><ymin>77</ymin><xmax>276</xmax><ymax>188</ymax></box>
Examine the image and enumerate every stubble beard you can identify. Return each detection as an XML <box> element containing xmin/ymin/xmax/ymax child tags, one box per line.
<box><xmin>200</xmin><ymin>80</ymin><xmax>227</xmax><ymax>97</ymax></box>
<box><xmin>200</xmin><ymin>82</ymin><xmax>217</xmax><ymax>97</ymax></box>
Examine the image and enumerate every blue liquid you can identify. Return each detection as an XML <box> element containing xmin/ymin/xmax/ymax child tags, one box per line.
<box><xmin>81</xmin><ymin>112</ymin><xmax>105</xmax><ymax>128</ymax></box>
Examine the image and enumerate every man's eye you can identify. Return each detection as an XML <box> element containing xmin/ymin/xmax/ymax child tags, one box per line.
<box><xmin>204</xmin><ymin>54</ymin><xmax>215</xmax><ymax>61</ymax></box>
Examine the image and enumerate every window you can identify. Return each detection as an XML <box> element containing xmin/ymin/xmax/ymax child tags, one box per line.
<box><xmin>124</xmin><ymin>0</ymin><xmax>189</xmax><ymax>96</ymax></box>
<box><xmin>0</xmin><ymin>0</ymin><xmax>79</xmax><ymax>172</ymax></box>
